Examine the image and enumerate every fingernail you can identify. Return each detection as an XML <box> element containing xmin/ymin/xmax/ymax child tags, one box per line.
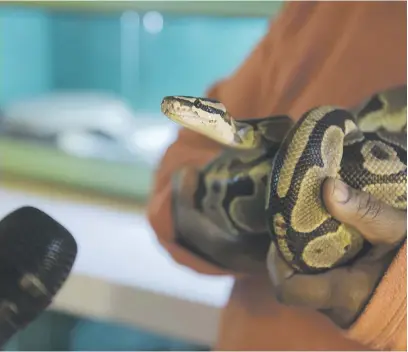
<box><xmin>333</xmin><ymin>180</ymin><xmax>350</xmax><ymax>203</ymax></box>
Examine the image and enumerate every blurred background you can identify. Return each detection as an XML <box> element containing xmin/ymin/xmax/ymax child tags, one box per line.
<box><xmin>0</xmin><ymin>1</ymin><xmax>282</xmax><ymax>350</ymax></box>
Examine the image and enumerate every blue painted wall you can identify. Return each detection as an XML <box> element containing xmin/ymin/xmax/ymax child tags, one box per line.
<box><xmin>0</xmin><ymin>7</ymin><xmax>53</xmax><ymax>106</ymax></box>
<box><xmin>0</xmin><ymin>7</ymin><xmax>269</xmax><ymax>114</ymax></box>
<box><xmin>51</xmin><ymin>13</ymin><xmax>123</xmax><ymax>94</ymax></box>
<box><xmin>138</xmin><ymin>15</ymin><xmax>269</xmax><ymax>111</ymax></box>
<box><xmin>0</xmin><ymin>7</ymin><xmax>270</xmax><ymax>350</ymax></box>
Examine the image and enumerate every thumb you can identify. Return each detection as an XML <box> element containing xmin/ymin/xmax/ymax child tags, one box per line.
<box><xmin>322</xmin><ymin>178</ymin><xmax>406</xmax><ymax>246</ymax></box>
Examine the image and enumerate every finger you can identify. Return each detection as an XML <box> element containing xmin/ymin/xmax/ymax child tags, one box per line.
<box><xmin>267</xmin><ymin>244</ymin><xmax>333</xmax><ymax>310</ymax></box>
<box><xmin>267</xmin><ymin>243</ymin><xmax>385</xmax><ymax>324</ymax></box>
<box><xmin>322</xmin><ymin>178</ymin><xmax>407</xmax><ymax>246</ymax></box>
<box><xmin>267</xmin><ymin>243</ymin><xmax>295</xmax><ymax>283</ymax></box>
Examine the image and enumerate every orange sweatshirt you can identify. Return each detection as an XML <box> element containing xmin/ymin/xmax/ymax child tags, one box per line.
<box><xmin>148</xmin><ymin>2</ymin><xmax>407</xmax><ymax>350</ymax></box>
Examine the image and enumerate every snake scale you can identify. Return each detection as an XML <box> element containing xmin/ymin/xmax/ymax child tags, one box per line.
<box><xmin>161</xmin><ymin>85</ymin><xmax>407</xmax><ymax>274</ymax></box>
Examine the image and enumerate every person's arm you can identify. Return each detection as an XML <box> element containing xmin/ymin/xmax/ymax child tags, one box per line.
<box><xmin>147</xmin><ymin>128</ymin><xmax>225</xmax><ymax>275</ymax></box>
<box><xmin>147</xmin><ymin>15</ymin><xmax>282</xmax><ymax>275</ymax></box>
<box><xmin>147</xmin><ymin>2</ymin><xmax>406</xmax><ymax>350</ymax></box>
<box><xmin>146</xmin><ymin>0</ymin><xmax>307</xmax><ymax>274</ymax></box>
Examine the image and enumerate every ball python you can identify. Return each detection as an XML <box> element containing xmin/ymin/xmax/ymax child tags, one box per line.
<box><xmin>161</xmin><ymin>85</ymin><xmax>407</xmax><ymax>274</ymax></box>
<box><xmin>0</xmin><ymin>207</ymin><xmax>77</xmax><ymax>345</ymax></box>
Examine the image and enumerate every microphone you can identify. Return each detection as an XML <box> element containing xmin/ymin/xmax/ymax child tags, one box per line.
<box><xmin>0</xmin><ymin>206</ymin><xmax>77</xmax><ymax>346</ymax></box>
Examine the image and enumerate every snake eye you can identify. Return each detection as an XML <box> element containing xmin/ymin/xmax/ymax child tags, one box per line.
<box><xmin>193</xmin><ymin>99</ymin><xmax>202</xmax><ymax>109</ymax></box>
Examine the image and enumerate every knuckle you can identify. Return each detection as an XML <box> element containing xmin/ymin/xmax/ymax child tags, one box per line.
<box><xmin>275</xmin><ymin>284</ymin><xmax>299</xmax><ymax>306</ymax></box>
<box><xmin>354</xmin><ymin>191</ymin><xmax>383</xmax><ymax>222</ymax></box>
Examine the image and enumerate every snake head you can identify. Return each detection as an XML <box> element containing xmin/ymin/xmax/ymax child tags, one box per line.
<box><xmin>161</xmin><ymin>95</ymin><xmax>240</xmax><ymax>147</ymax></box>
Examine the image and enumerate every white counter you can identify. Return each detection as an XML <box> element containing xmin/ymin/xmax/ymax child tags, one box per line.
<box><xmin>0</xmin><ymin>187</ymin><xmax>234</xmax><ymax>345</ymax></box>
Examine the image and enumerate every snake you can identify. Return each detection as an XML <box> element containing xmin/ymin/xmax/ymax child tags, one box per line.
<box><xmin>161</xmin><ymin>85</ymin><xmax>407</xmax><ymax>274</ymax></box>
<box><xmin>0</xmin><ymin>206</ymin><xmax>77</xmax><ymax>345</ymax></box>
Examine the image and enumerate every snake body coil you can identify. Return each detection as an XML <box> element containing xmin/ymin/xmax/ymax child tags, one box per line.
<box><xmin>161</xmin><ymin>86</ymin><xmax>407</xmax><ymax>274</ymax></box>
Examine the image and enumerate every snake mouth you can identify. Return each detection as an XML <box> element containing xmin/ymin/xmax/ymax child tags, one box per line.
<box><xmin>161</xmin><ymin>97</ymin><xmax>200</xmax><ymax>123</ymax></box>
<box><xmin>161</xmin><ymin>97</ymin><xmax>238</xmax><ymax>147</ymax></box>
<box><xmin>0</xmin><ymin>207</ymin><xmax>77</xmax><ymax>346</ymax></box>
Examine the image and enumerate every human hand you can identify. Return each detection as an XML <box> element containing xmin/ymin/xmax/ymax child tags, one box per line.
<box><xmin>267</xmin><ymin>177</ymin><xmax>407</xmax><ymax>328</ymax></box>
<box><xmin>171</xmin><ymin>166</ymin><xmax>270</xmax><ymax>274</ymax></box>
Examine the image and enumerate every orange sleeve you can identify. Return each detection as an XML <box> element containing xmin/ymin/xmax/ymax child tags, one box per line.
<box><xmin>146</xmin><ymin>127</ymin><xmax>227</xmax><ymax>275</ymax></box>
<box><xmin>146</xmin><ymin>19</ymin><xmax>280</xmax><ymax>275</ymax></box>
<box><xmin>147</xmin><ymin>2</ymin><xmax>406</xmax><ymax>350</ymax></box>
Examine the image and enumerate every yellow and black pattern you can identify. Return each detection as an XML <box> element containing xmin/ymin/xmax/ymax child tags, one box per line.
<box><xmin>161</xmin><ymin>85</ymin><xmax>407</xmax><ymax>275</ymax></box>
<box><xmin>167</xmin><ymin>112</ymin><xmax>293</xmax><ymax>272</ymax></box>
<box><xmin>267</xmin><ymin>87</ymin><xmax>406</xmax><ymax>273</ymax></box>
<box><xmin>193</xmin><ymin>116</ymin><xmax>292</xmax><ymax>235</ymax></box>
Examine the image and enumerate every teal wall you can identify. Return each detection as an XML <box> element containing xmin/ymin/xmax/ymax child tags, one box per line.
<box><xmin>51</xmin><ymin>13</ymin><xmax>123</xmax><ymax>95</ymax></box>
<box><xmin>0</xmin><ymin>7</ymin><xmax>269</xmax><ymax>114</ymax></box>
<box><xmin>0</xmin><ymin>8</ymin><xmax>53</xmax><ymax>106</ymax></box>
<box><xmin>0</xmin><ymin>7</ymin><xmax>269</xmax><ymax>349</ymax></box>
<box><xmin>138</xmin><ymin>15</ymin><xmax>268</xmax><ymax>111</ymax></box>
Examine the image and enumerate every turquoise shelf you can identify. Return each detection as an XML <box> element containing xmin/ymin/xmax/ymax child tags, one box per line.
<box><xmin>1</xmin><ymin>137</ymin><xmax>153</xmax><ymax>201</ymax></box>
<box><xmin>4</xmin><ymin>311</ymin><xmax>208</xmax><ymax>351</ymax></box>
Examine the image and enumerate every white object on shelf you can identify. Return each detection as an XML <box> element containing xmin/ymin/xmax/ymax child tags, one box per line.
<box><xmin>2</xmin><ymin>91</ymin><xmax>179</xmax><ymax>165</ymax></box>
<box><xmin>0</xmin><ymin>187</ymin><xmax>233</xmax><ymax>345</ymax></box>
<box><xmin>3</xmin><ymin>91</ymin><xmax>138</xmax><ymax>139</ymax></box>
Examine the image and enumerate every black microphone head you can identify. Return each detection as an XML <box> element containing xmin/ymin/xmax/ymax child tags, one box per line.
<box><xmin>0</xmin><ymin>206</ymin><xmax>77</xmax><ymax>346</ymax></box>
